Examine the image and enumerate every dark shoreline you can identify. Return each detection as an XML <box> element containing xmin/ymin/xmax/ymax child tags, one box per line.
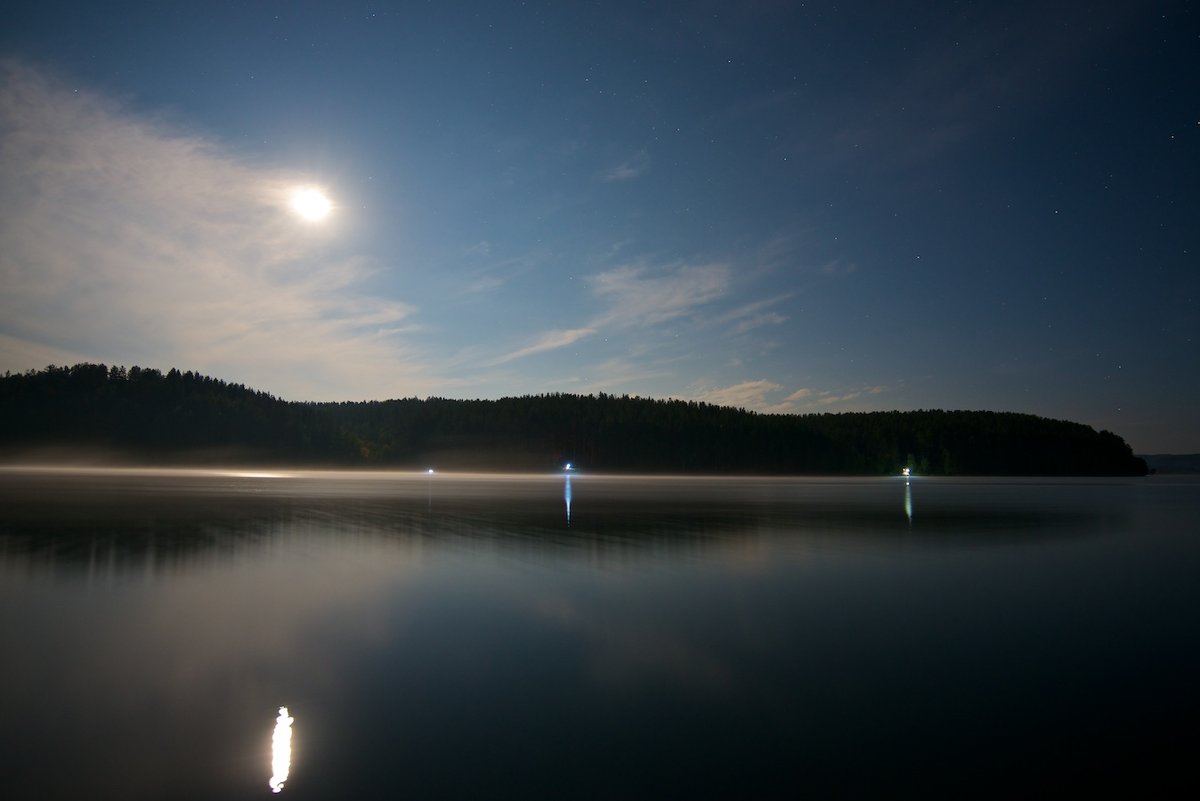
<box><xmin>2</xmin><ymin>364</ymin><xmax>1149</xmax><ymax>476</ymax></box>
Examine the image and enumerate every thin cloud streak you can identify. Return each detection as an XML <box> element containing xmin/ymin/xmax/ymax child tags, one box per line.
<box><xmin>717</xmin><ymin>294</ymin><xmax>792</xmax><ymax>336</ymax></box>
<box><xmin>692</xmin><ymin>380</ymin><xmax>782</xmax><ymax>411</ymax></box>
<box><xmin>491</xmin><ymin>327</ymin><xmax>596</xmax><ymax>365</ymax></box>
<box><xmin>590</xmin><ymin>263</ymin><xmax>730</xmax><ymax>328</ymax></box>
<box><xmin>600</xmin><ymin>151</ymin><xmax>650</xmax><ymax>183</ymax></box>
<box><xmin>0</xmin><ymin>61</ymin><xmax>436</xmax><ymax>401</ymax></box>
<box><xmin>716</xmin><ymin>294</ymin><xmax>794</xmax><ymax>324</ymax></box>
<box><xmin>486</xmin><ymin>261</ymin><xmax>732</xmax><ymax>367</ymax></box>
<box><xmin>691</xmin><ymin>381</ymin><xmax>890</xmax><ymax>415</ymax></box>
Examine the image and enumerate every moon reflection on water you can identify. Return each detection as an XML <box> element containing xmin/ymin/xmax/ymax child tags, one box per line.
<box><xmin>269</xmin><ymin>706</ymin><xmax>294</xmax><ymax>793</ymax></box>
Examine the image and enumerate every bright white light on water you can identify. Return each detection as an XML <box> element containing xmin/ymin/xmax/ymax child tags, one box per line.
<box><xmin>564</xmin><ymin>462</ymin><xmax>573</xmax><ymax>471</ymax></box>
<box><xmin>426</xmin><ymin>468</ymin><xmax>435</xmax><ymax>475</ymax></box>
<box><xmin>290</xmin><ymin>187</ymin><xmax>332</xmax><ymax>221</ymax></box>
<box><xmin>269</xmin><ymin>706</ymin><xmax>294</xmax><ymax>793</ymax></box>
<box><xmin>901</xmin><ymin>467</ymin><xmax>911</xmax><ymax>477</ymax></box>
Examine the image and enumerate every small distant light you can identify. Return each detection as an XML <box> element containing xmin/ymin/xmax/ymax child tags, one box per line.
<box><xmin>901</xmin><ymin>467</ymin><xmax>911</xmax><ymax>477</ymax></box>
<box><xmin>564</xmin><ymin>462</ymin><xmax>573</xmax><ymax>471</ymax></box>
<box><xmin>426</xmin><ymin>468</ymin><xmax>435</xmax><ymax>475</ymax></box>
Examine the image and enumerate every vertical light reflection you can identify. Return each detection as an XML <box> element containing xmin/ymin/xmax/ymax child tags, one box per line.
<box><xmin>564</xmin><ymin>474</ymin><xmax>572</xmax><ymax>526</ymax></box>
<box><xmin>269</xmin><ymin>706</ymin><xmax>294</xmax><ymax>793</ymax></box>
<box><xmin>904</xmin><ymin>480</ymin><xmax>913</xmax><ymax>525</ymax></box>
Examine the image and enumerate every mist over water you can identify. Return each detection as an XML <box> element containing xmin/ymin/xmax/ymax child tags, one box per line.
<box><xmin>1</xmin><ymin>468</ymin><xmax>1197</xmax><ymax>799</ymax></box>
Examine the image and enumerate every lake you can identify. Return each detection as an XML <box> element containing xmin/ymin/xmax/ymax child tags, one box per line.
<box><xmin>1</xmin><ymin>468</ymin><xmax>1197</xmax><ymax>799</ymax></box>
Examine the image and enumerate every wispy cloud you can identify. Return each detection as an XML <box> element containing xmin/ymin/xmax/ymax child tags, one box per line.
<box><xmin>464</xmin><ymin>275</ymin><xmax>506</xmax><ymax>294</ymax></box>
<box><xmin>717</xmin><ymin>294</ymin><xmax>792</xmax><ymax>336</ymax></box>
<box><xmin>690</xmin><ymin>382</ymin><xmax>889</xmax><ymax>414</ymax></box>
<box><xmin>754</xmin><ymin>226</ymin><xmax>809</xmax><ymax>273</ymax></box>
<box><xmin>692</xmin><ymin>380</ymin><xmax>782</xmax><ymax>411</ymax></box>
<box><xmin>809</xmin><ymin>385</ymin><xmax>887</xmax><ymax>408</ymax></box>
<box><xmin>750</xmin><ymin>225</ymin><xmax>860</xmax><ymax>283</ymax></box>
<box><xmin>590</xmin><ymin>262</ymin><xmax>730</xmax><ymax>328</ymax></box>
<box><xmin>728</xmin><ymin>312</ymin><xmax>787</xmax><ymax>335</ymax></box>
<box><xmin>817</xmin><ymin>391</ymin><xmax>861</xmax><ymax>405</ymax></box>
<box><xmin>481</xmin><ymin>261</ymin><xmax>729</xmax><ymax>369</ymax></box>
<box><xmin>457</xmin><ymin>249</ymin><xmax>551</xmax><ymax>297</ymax></box>
<box><xmin>600</xmin><ymin>151</ymin><xmax>650</xmax><ymax>183</ymax></box>
<box><xmin>490</xmin><ymin>327</ymin><xmax>596</xmax><ymax>365</ymax></box>
<box><xmin>0</xmin><ymin>60</ymin><xmax>435</xmax><ymax>401</ymax></box>
<box><xmin>574</xmin><ymin>357</ymin><xmax>675</xmax><ymax>392</ymax></box>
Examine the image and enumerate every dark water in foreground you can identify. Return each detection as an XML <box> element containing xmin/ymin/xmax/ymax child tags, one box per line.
<box><xmin>0</xmin><ymin>468</ymin><xmax>1197</xmax><ymax>800</ymax></box>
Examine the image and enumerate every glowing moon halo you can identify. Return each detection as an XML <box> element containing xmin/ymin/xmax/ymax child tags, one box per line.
<box><xmin>290</xmin><ymin>187</ymin><xmax>332</xmax><ymax>222</ymax></box>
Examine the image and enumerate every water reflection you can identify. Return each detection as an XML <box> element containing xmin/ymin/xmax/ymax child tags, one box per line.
<box><xmin>0</xmin><ymin>471</ymin><xmax>1133</xmax><ymax>580</ymax></box>
<box><xmin>564</xmin><ymin>473</ymin><xmax>572</xmax><ymax>526</ymax></box>
<box><xmin>0</xmin><ymin>469</ymin><xmax>1184</xmax><ymax>800</ymax></box>
<box><xmin>269</xmin><ymin>706</ymin><xmax>294</xmax><ymax>793</ymax></box>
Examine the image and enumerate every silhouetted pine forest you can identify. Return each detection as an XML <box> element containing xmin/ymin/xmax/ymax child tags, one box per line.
<box><xmin>0</xmin><ymin>364</ymin><xmax>1149</xmax><ymax>475</ymax></box>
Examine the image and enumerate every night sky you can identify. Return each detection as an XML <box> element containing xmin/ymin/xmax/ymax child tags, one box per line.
<box><xmin>1</xmin><ymin>1</ymin><xmax>1195</xmax><ymax>452</ymax></box>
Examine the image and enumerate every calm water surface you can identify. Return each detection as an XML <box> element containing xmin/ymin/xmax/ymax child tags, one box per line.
<box><xmin>1</xmin><ymin>468</ymin><xmax>1197</xmax><ymax>799</ymax></box>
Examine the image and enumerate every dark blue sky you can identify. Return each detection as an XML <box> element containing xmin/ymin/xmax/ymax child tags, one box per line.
<box><xmin>1</xmin><ymin>1</ymin><xmax>1195</xmax><ymax>451</ymax></box>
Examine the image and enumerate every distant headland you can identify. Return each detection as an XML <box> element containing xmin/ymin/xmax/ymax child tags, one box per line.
<box><xmin>0</xmin><ymin>364</ymin><xmax>1149</xmax><ymax>476</ymax></box>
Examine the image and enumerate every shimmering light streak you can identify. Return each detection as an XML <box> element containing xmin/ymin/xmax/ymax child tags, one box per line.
<box><xmin>564</xmin><ymin>473</ymin><xmax>572</xmax><ymax>526</ymax></box>
<box><xmin>269</xmin><ymin>706</ymin><xmax>294</xmax><ymax>793</ymax></box>
<box><xmin>904</xmin><ymin>482</ymin><xmax>913</xmax><ymax>524</ymax></box>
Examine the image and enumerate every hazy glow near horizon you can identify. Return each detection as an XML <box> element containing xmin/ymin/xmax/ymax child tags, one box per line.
<box><xmin>289</xmin><ymin>187</ymin><xmax>332</xmax><ymax>221</ymax></box>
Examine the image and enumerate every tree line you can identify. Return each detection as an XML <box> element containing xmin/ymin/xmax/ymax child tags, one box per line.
<box><xmin>0</xmin><ymin>364</ymin><xmax>1148</xmax><ymax>475</ymax></box>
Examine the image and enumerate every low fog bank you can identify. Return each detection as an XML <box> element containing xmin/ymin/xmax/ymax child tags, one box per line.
<box><xmin>0</xmin><ymin>445</ymin><xmax>317</xmax><ymax>469</ymax></box>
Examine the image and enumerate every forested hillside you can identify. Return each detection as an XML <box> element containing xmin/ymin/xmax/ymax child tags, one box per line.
<box><xmin>0</xmin><ymin>364</ymin><xmax>356</xmax><ymax>462</ymax></box>
<box><xmin>0</xmin><ymin>364</ymin><xmax>1148</xmax><ymax>475</ymax></box>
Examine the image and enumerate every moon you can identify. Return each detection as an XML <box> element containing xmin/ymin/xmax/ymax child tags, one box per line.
<box><xmin>290</xmin><ymin>187</ymin><xmax>332</xmax><ymax>221</ymax></box>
